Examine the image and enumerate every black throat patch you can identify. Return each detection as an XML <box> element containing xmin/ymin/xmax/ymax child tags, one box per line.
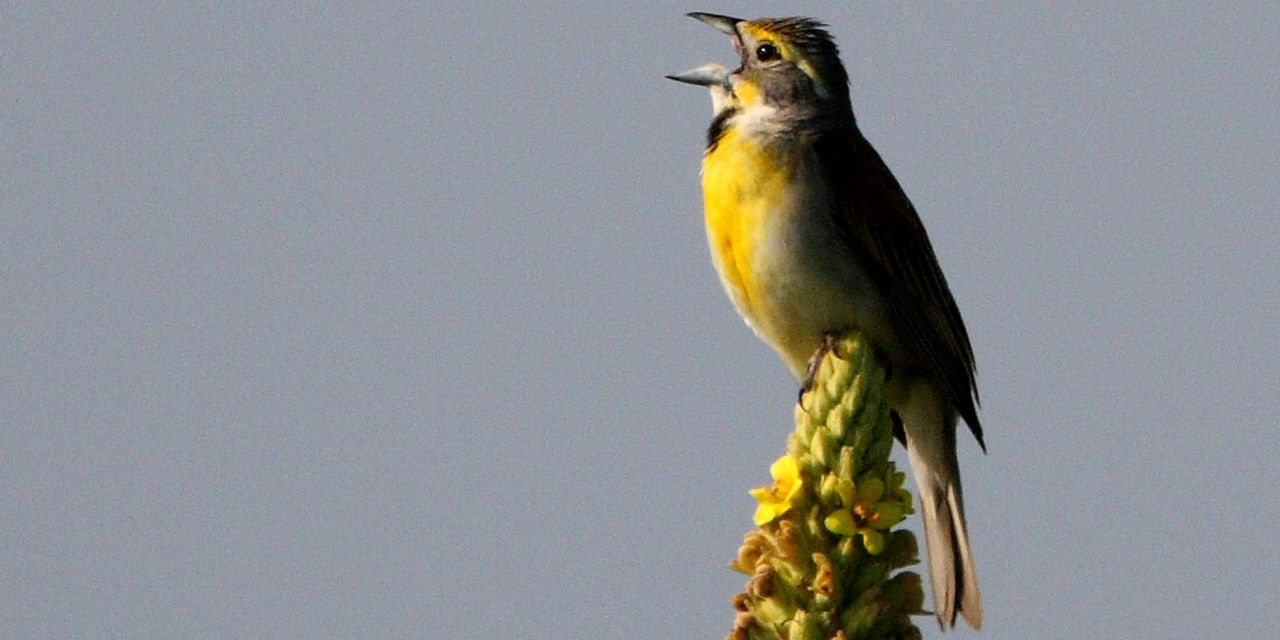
<box><xmin>706</xmin><ymin>107</ymin><xmax>739</xmax><ymax>152</ymax></box>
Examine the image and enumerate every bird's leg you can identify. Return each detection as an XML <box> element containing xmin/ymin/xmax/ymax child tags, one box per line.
<box><xmin>798</xmin><ymin>333</ymin><xmax>841</xmax><ymax>404</ymax></box>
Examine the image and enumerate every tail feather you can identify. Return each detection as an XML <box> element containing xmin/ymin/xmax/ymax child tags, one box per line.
<box><xmin>896</xmin><ymin>382</ymin><xmax>982</xmax><ymax>630</ymax></box>
<box><xmin>916</xmin><ymin>473</ymin><xmax>982</xmax><ymax>630</ymax></box>
<box><xmin>947</xmin><ymin>482</ymin><xmax>982</xmax><ymax>627</ymax></box>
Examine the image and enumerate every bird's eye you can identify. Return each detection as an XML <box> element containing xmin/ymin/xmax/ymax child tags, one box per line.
<box><xmin>755</xmin><ymin>42</ymin><xmax>779</xmax><ymax>61</ymax></box>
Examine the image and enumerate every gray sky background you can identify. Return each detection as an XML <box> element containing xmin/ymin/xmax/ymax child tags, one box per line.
<box><xmin>4</xmin><ymin>3</ymin><xmax>1278</xmax><ymax>638</ymax></box>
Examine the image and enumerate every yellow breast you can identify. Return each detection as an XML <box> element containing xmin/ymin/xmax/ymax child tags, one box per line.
<box><xmin>701</xmin><ymin>127</ymin><xmax>795</xmax><ymax>327</ymax></box>
<box><xmin>700</xmin><ymin>125</ymin><xmax>872</xmax><ymax>379</ymax></box>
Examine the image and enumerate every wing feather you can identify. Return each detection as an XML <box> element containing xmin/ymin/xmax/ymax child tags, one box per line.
<box><xmin>814</xmin><ymin>129</ymin><xmax>984</xmax><ymax>447</ymax></box>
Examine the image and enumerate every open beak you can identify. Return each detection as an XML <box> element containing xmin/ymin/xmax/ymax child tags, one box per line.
<box><xmin>686</xmin><ymin>12</ymin><xmax>744</xmax><ymax>56</ymax></box>
<box><xmin>685</xmin><ymin>12</ymin><xmax>742</xmax><ymax>36</ymax></box>
<box><xmin>667</xmin><ymin>13</ymin><xmax>744</xmax><ymax>87</ymax></box>
<box><xmin>665</xmin><ymin>63</ymin><xmax>731</xmax><ymax>88</ymax></box>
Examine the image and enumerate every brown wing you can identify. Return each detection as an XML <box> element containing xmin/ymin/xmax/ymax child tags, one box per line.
<box><xmin>814</xmin><ymin>129</ymin><xmax>984</xmax><ymax>448</ymax></box>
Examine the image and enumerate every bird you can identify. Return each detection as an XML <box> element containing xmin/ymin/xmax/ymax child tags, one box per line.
<box><xmin>668</xmin><ymin>13</ymin><xmax>985</xmax><ymax>630</ymax></box>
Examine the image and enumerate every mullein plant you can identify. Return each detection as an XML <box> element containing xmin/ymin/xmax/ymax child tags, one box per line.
<box><xmin>729</xmin><ymin>333</ymin><xmax>925</xmax><ymax>640</ymax></box>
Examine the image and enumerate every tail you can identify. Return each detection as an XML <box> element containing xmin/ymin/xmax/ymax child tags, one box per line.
<box><xmin>897</xmin><ymin>389</ymin><xmax>983</xmax><ymax>630</ymax></box>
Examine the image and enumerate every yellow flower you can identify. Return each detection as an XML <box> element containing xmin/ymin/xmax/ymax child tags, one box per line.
<box><xmin>822</xmin><ymin>472</ymin><xmax>912</xmax><ymax>554</ymax></box>
<box><xmin>750</xmin><ymin>455</ymin><xmax>804</xmax><ymax>526</ymax></box>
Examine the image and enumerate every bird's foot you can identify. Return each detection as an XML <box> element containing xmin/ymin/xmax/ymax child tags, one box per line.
<box><xmin>798</xmin><ymin>334</ymin><xmax>841</xmax><ymax>404</ymax></box>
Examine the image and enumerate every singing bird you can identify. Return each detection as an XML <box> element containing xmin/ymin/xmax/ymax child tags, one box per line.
<box><xmin>669</xmin><ymin>13</ymin><xmax>986</xmax><ymax>629</ymax></box>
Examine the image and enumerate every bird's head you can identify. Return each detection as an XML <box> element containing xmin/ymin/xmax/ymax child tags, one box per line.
<box><xmin>669</xmin><ymin>13</ymin><xmax>853</xmax><ymax>127</ymax></box>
